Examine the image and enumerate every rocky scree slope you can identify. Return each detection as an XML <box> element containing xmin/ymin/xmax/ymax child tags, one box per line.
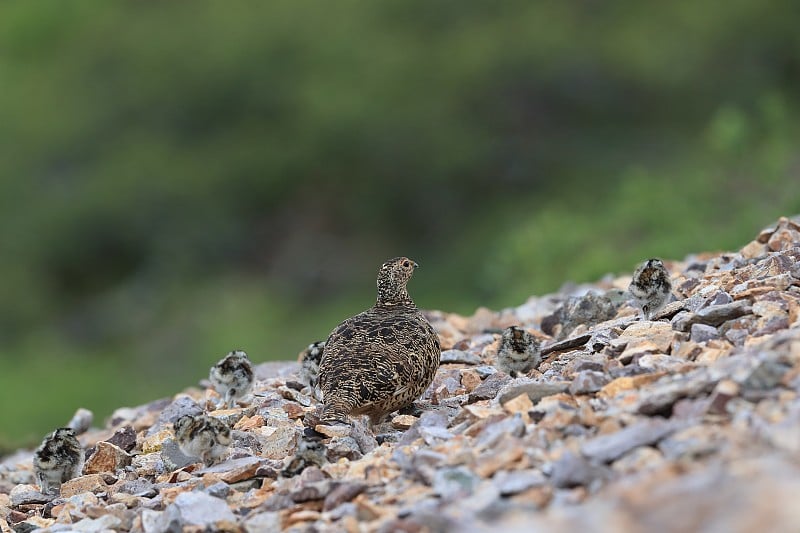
<box><xmin>2</xmin><ymin>216</ymin><xmax>800</xmax><ymax>532</ymax></box>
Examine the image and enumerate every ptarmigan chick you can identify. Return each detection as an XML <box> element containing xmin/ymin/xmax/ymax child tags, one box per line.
<box><xmin>319</xmin><ymin>257</ymin><xmax>441</xmax><ymax>426</ymax></box>
<box><xmin>33</xmin><ymin>427</ymin><xmax>83</xmax><ymax>495</ymax></box>
<box><xmin>297</xmin><ymin>341</ymin><xmax>325</xmax><ymax>399</ymax></box>
<box><xmin>281</xmin><ymin>428</ymin><xmax>328</xmax><ymax>477</ymax></box>
<box><xmin>628</xmin><ymin>258</ymin><xmax>672</xmax><ymax>320</ymax></box>
<box><xmin>173</xmin><ymin>414</ymin><xmax>231</xmax><ymax>466</ymax></box>
<box><xmin>495</xmin><ymin>326</ymin><xmax>541</xmax><ymax>378</ymax></box>
<box><xmin>209</xmin><ymin>350</ymin><xmax>254</xmax><ymax>408</ymax></box>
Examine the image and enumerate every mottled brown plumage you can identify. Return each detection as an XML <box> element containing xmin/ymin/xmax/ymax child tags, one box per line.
<box><xmin>33</xmin><ymin>427</ymin><xmax>83</xmax><ymax>495</ymax></box>
<box><xmin>319</xmin><ymin>257</ymin><xmax>441</xmax><ymax>425</ymax></box>
<box><xmin>495</xmin><ymin>326</ymin><xmax>541</xmax><ymax>378</ymax></box>
<box><xmin>629</xmin><ymin>258</ymin><xmax>672</xmax><ymax>320</ymax></box>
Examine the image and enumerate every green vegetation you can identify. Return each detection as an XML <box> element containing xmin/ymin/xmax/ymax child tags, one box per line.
<box><xmin>1</xmin><ymin>1</ymin><xmax>799</xmax><ymax>452</ymax></box>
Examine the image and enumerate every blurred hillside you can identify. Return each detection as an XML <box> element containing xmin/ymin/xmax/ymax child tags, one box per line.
<box><xmin>1</xmin><ymin>1</ymin><xmax>799</xmax><ymax>451</ymax></box>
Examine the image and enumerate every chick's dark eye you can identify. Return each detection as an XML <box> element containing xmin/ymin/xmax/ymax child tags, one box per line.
<box><xmin>403</xmin><ymin>261</ymin><xmax>410</xmax><ymax>267</ymax></box>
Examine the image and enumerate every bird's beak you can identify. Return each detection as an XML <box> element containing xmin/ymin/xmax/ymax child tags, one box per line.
<box><xmin>413</xmin><ymin>261</ymin><xmax>420</xmax><ymax>268</ymax></box>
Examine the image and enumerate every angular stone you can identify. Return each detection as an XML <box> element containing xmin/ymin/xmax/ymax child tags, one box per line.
<box><xmin>549</xmin><ymin>451</ymin><xmax>607</xmax><ymax>489</ymax></box>
<box><xmin>244</xmin><ymin>511</ymin><xmax>282</xmax><ymax>532</ymax></box>
<box><xmin>9</xmin><ymin>484</ymin><xmax>51</xmax><ymax>506</ymax></box>
<box><xmin>468</xmin><ymin>372</ymin><xmax>513</xmax><ymax>402</ymax></box>
<box><xmin>168</xmin><ymin>491</ymin><xmax>236</xmax><ymax>527</ymax></box>
<box><xmin>84</xmin><ymin>442</ymin><xmax>131</xmax><ymax>474</ymax></box>
<box><xmin>198</xmin><ymin>456</ymin><xmax>264</xmax><ymax>483</ymax></box>
<box><xmin>391</xmin><ymin>414</ymin><xmax>418</xmax><ymax>430</ymax></box>
<box><xmin>433</xmin><ymin>467</ymin><xmax>479</xmax><ymax>499</ymax></box>
<box><xmin>691</xmin><ymin>323</ymin><xmax>719</xmax><ymax>343</ymax></box>
<box><xmin>496</xmin><ymin>380</ymin><xmax>570</xmax><ymax>405</ymax></box>
<box><xmin>581</xmin><ymin>419</ymin><xmax>684</xmax><ymax>463</ymax></box>
<box><xmin>147</xmin><ymin>396</ymin><xmax>203</xmax><ymax>435</ymax></box>
<box><xmin>323</xmin><ymin>482</ymin><xmax>367</xmax><ymax>511</ymax></box>
<box><xmin>620</xmin><ymin>321</ymin><xmax>675</xmax><ymax>353</ymax></box>
<box><xmin>492</xmin><ymin>469</ymin><xmax>547</xmax><ymax>496</ymax></box>
<box><xmin>60</xmin><ymin>475</ymin><xmax>109</xmax><ymax>498</ymax></box>
<box><xmin>106</xmin><ymin>426</ymin><xmax>137</xmax><ymax>453</ymax></box>
<box><xmin>569</xmin><ymin>370</ymin><xmax>610</xmax><ymax>395</ymax></box>
<box><xmin>66</xmin><ymin>408</ymin><xmax>94</xmax><ymax>435</ymax></box>
<box><xmin>441</xmin><ymin>349</ymin><xmax>482</xmax><ymax>365</ymax></box>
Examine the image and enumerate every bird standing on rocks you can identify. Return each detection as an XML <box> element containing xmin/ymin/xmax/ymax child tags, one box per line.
<box><xmin>629</xmin><ymin>258</ymin><xmax>672</xmax><ymax>320</ymax></box>
<box><xmin>318</xmin><ymin>257</ymin><xmax>441</xmax><ymax>426</ymax></box>
<box><xmin>281</xmin><ymin>428</ymin><xmax>328</xmax><ymax>477</ymax></box>
<box><xmin>33</xmin><ymin>427</ymin><xmax>84</xmax><ymax>495</ymax></box>
<box><xmin>173</xmin><ymin>414</ymin><xmax>231</xmax><ymax>466</ymax></box>
<box><xmin>495</xmin><ymin>326</ymin><xmax>541</xmax><ymax>378</ymax></box>
<box><xmin>209</xmin><ymin>350</ymin><xmax>254</xmax><ymax>408</ymax></box>
<box><xmin>298</xmin><ymin>341</ymin><xmax>326</xmax><ymax>399</ymax></box>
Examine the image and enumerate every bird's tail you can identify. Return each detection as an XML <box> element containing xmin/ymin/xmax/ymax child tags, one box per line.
<box><xmin>320</xmin><ymin>398</ymin><xmax>351</xmax><ymax>425</ymax></box>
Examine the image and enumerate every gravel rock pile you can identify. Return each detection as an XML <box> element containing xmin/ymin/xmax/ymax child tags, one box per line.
<box><xmin>2</xmin><ymin>216</ymin><xmax>800</xmax><ymax>532</ymax></box>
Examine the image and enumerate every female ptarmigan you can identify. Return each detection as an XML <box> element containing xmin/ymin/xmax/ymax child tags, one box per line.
<box><xmin>318</xmin><ymin>257</ymin><xmax>441</xmax><ymax>426</ymax></box>
<box><xmin>629</xmin><ymin>258</ymin><xmax>672</xmax><ymax>320</ymax></box>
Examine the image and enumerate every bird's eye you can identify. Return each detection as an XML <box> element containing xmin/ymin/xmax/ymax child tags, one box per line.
<box><xmin>403</xmin><ymin>260</ymin><xmax>410</xmax><ymax>267</ymax></box>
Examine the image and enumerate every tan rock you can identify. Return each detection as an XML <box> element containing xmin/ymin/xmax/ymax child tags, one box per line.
<box><xmin>503</xmin><ymin>393</ymin><xmax>533</xmax><ymax>423</ymax></box>
<box><xmin>740</xmin><ymin>240</ymin><xmax>769</xmax><ymax>259</ymax></box>
<box><xmin>460</xmin><ymin>369</ymin><xmax>483</xmax><ymax>392</ymax></box>
<box><xmin>84</xmin><ymin>442</ymin><xmax>131</xmax><ymax>474</ymax></box>
<box><xmin>599</xmin><ymin>373</ymin><xmax>666</xmax><ymax>398</ymax></box>
<box><xmin>60</xmin><ymin>474</ymin><xmax>109</xmax><ymax>498</ymax></box>
<box><xmin>234</xmin><ymin>415</ymin><xmax>265</xmax><ymax>430</ymax></box>
<box><xmin>391</xmin><ymin>414</ymin><xmax>417</xmax><ymax>430</ymax></box>
<box><xmin>141</xmin><ymin>429</ymin><xmax>172</xmax><ymax>454</ymax></box>
<box><xmin>620</xmin><ymin>321</ymin><xmax>675</xmax><ymax>353</ymax></box>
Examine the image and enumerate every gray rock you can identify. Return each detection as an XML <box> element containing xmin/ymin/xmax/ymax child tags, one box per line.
<box><xmin>159</xmin><ymin>438</ymin><xmax>197</xmax><ymax>470</ymax></box>
<box><xmin>106</xmin><ymin>425</ymin><xmax>137</xmax><ymax>453</ymax></box>
<box><xmin>569</xmin><ymin>370</ymin><xmax>610</xmax><ymax>395</ymax></box>
<box><xmin>323</xmin><ymin>481</ymin><xmax>367</xmax><ymax>511</ymax></box>
<box><xmin>636</xmin><ymin>369</ymin><xmax>716</xmax><ymax>415</ymax></box>
<box><xmin>59</xmin><ymin>514</ymin><xmax>122</xmax><ymax>532</ymax></box>
<box><xmin>474</xmin><ymin>365</ymin><xmax>498</xmax><ymax>379</ymax></box>
<box><xmin>496</xmin><ymin>379</ymin><xmax>570</xmax><ymax>405</ymax></box>
<box><xmin>147</xmin><ymin>396</ymin><xmax>203</xmax><ymax>435</ymax></box>
<box><xmin>468</xmin><ymin>372</ymin><xmax>513</xmax><ymax>402</ymax></box>
<box><xmin>492</xmin><ymin>469</ymin><xmax>546</xmax><ymax>495</ymax></box>
<box><xmin>10</xmin><ymin>484</ymin><xmax>52</xmax><ymax>506</ymax></box>
<box><xmin>690</xmin><ymin>323</ymin><xmax>719</xmax><ymax>343</ymax></box>
<box><xmin>441</xmin><ymin>349</ymin><xmax>482</xmax><ymax>365</ymax></box>
<box><xmin>474</xmin><ymin>414</ymin><xmax>525</xmax><ymax>450</ymax></box>
<box><xmin>581</xmin><ymin>418</ymin><xmax>684</xmax><ymax>463</ymax></box>
<box><xmin>398</xmin><ymin>409</ymin><xmax>450</xmax><ymax>446</ymax></box>
<box><xmin>168</xmin><ymin>491</ymin><xmax>236</xmax><ymax>527</ymax></box>
<box><xmin>141</xmin><ymin>508</ymin><xmax>182</xmax><ymax>533</ymax></box>
<box><xmin>548</xmin><ymin>451</ymin><xmax>606</xmax><ymax>489</ymax></box>
<box><xmin>115</xmin><ymin>478</ymin><xmax>158</xmax><ymax>498</ymax></box>
<box><xmin>291</xmin><ymin>479</ymin><xmax>334</xmax><ymax>502</ymax></box>
<box><xmin>244</xmin><ymin>511</ymin><xmax>282</xmax><ymax>533</ymax></box>
<box><xmin>673</xmin><ymin>301</ymin><xmax>753</xmax><ymax>332</ymax></box>
<box><xmin>326</xmin><ymin>436</ymin><xmax>362</xmax><ymax>461</ymax></box>
<box><xmin>204</xmin><ymin>481</ymin><xmax>231</xmax><ymax>499</ymax></box>
<box><xmin>67</xmin><ymin>408</ymin><xmax>94</xmax><ymax>435</ymax></box>
<box><xmin>433</xmin><ymin>466</ymin><xmax>479</xmax><ymax>499</ymax></box>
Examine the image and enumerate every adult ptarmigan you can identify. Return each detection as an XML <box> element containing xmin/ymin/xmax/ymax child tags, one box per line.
<box><xmin>318</xmin><ymin>257</ymin><xmax>440</xmax><ymax>426</ymax></box>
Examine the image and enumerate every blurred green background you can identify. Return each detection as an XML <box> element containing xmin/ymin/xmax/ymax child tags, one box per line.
<box><xmin>1</xmin><ymin>1</ymin><xmax>799</xmax><ymax>452</ymax></box>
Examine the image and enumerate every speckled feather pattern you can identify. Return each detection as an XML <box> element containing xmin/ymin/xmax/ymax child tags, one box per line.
<box><xmin>629</xmin><ymin>258</ymin><xmax>672</xmax><ymax>319</ymax></box>
<box><xmin>298</xmin><ymin>341</ymin><xmax>326</xmax><ymax>389</ymax></box>
<box><xmin>318</xmin><ymin>257</ymin><xmax>441</xmax><ymax>425</ymax></box>
<box><xmin>33</xmin><ymin>428</ymin><xmax>83</xmax><ymax>494</ymax></box>
<box><xmin>174</xmin><ymin>414</ymin><xmax>231</xmax><ymax>466</ymax></box>
<box><xmin>209</xmin><ymin>350</ymin><xmax>254</xmax><ymax>408</ymax></box>
<box><xmin>495</xmin><ymin>326</ymin><xmax>541</xmax><ymax>378</ymax></box>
